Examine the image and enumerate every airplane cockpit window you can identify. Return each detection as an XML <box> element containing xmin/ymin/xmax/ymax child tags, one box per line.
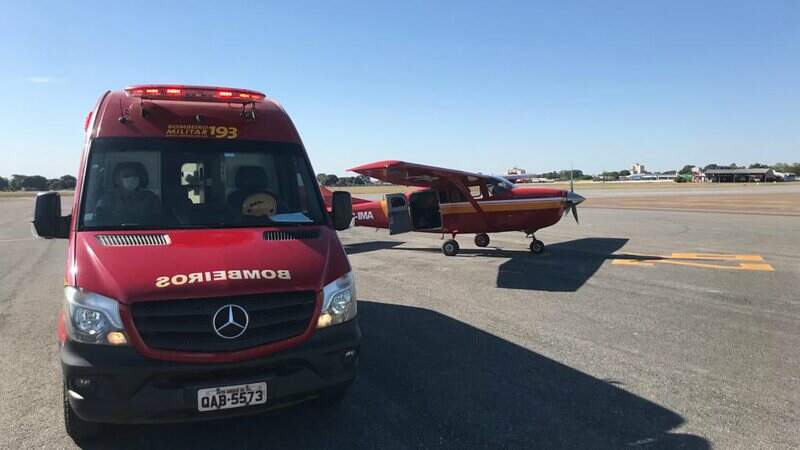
<box><xmin>438</xmin><ymin>187</ymin><xmax>467</xmax><ymax>204</ymax></box>
<box><xmin>390</xmin><ymin>196</ymin><xmax>406</xmax><ymax>208</ymax></box>
<box><xmin>487</xmin><ymin>177</ymin><xmax>514</xmax><ymax>197</ymax></box>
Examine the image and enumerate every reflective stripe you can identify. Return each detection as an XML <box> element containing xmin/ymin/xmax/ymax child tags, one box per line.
<box><xmin>439</xmin><ymin>198</ymin><xmax>564</xmax><ymax>214</ymax></box>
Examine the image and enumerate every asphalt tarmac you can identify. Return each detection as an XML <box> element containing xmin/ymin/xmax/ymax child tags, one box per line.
<box><xmin>1</xmin><ymin>192</ymin><xmax>798</xmax><ymax>449</ymax></box>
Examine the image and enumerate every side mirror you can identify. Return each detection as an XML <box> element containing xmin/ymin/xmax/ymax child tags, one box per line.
<box><xmin>33</xmin><ymin>192</ymin><xmax>70</xmax><ymax>239</ymax></box>
<box><xmin>331</xmin><ymin>191</ymin><xmax>353</xmax><ymax>231</ymax></box>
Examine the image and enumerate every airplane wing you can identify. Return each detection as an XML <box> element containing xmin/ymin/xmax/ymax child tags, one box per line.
<box><xmin>348</xmin><ymin>160</ymin><xmax>495</xmax><ymax>188</ymax></box>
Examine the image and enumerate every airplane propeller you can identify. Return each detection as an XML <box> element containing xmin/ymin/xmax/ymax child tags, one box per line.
<box><xmin>564</xmin><ymin>165</ymin><xmax>585</xmax><ymax>224</ymax></box>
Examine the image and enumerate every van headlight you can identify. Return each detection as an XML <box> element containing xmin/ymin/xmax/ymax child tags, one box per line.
<box><xmin>64</xmin><ymin>287</ymin><xmax>128</xmax><ymax>345</ymax></box>
<box><xmin>317</xmin><ymin>272</ymin><xmax>356</xmax><ymax>328</ymax></box>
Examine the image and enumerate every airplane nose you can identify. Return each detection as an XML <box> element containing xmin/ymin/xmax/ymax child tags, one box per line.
<box><xmin>567</xmin><ymin>192</ymin><xmax>585</xmax><ymax>205</ymax></box>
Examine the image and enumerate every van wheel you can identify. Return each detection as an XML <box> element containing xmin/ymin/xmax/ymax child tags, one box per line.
<box><xmin>63</xmin><ymin>380</ymin><xmax>102</xmax><ymax>442</ymax></box>
<box><xmin>442</xmin><ymin>239</ymin><xmax>460</xmax><ymax>256</ymax></box>
<box><xmin>474</xmin><ymin>233</ymin><xmax>490</xmax><ymax>247</ymax></box>
<box><xmin>530</xmin><ymin>240</ymin><xmax>545</xmax><ymax>254</ymax></box>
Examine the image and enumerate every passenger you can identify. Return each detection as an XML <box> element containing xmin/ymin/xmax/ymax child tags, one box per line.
<box><xmin>96</xmin><ymin>162</ymin><xmax>160</xmax><ymax>225</ymax></box>
<box><xmin>227</xmin><ymin>166</ymin><xmax>274</xmax><ymax>222</ymax></box>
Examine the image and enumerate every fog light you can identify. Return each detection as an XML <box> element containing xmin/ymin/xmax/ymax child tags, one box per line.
<box><xmin>342</xmin><ymin>349</ymin><xmax>358</xmax><ymax>367</ymax></box>
<box><xmin>107</xmin><ymin>331</ymin><xmax>128</xmax><ymax>345</ymax></box>
<box><xmin>74</xmin><ymin>377</ymin><xmax>92</xmax><ymax>388</ymax></box>
<box><xmin>71</xmin><ymin>376</ymin><xmax>97</xmax><ymax>396</ymax></box>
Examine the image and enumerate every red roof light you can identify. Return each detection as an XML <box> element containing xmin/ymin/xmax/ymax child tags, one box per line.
<box><xmin>125</xmin><ymin>85</ymin><xmax>265</xmax><ymax>102</ymax></box>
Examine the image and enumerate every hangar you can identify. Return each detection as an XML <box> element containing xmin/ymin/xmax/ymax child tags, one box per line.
<box><xmin>706</xmin><ymin>168</ymin><xmax>776</xmax><ymax>183</ymax></box>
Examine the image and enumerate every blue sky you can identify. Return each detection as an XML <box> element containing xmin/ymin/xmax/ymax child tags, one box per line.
<box><xmin>1</xmin><ymin>1</ymin><xmax>797</xmax><ymax>178</ymax></box>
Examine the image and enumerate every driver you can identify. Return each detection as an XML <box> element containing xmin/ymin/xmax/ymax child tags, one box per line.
<box><xmin>96</xmin><ymin>162</ymin><xmax>160</xmax><ymax>225</ymax></box>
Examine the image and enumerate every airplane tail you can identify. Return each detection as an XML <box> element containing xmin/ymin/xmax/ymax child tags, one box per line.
<box><xmin>319</xmin><ymin>186</ymin><xmax>371</xmax><ymax>211</ymax></box>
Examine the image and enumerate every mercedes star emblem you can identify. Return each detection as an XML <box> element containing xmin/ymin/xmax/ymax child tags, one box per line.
<box><xmin>212</xmin><ymin>304</ymin><xmax>249</xmax><ymax>339</ymax></box>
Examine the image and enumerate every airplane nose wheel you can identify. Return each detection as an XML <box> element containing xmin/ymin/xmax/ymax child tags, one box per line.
<box><xmin>474</xmin><ymin>233</ymin><xmax>490</xmax><ymax>248</ymax></box>
<box><xmin>529</xmin><ymin>239</ymin><xmax>545</xmax><ymax>254</ymax></box>
<box><xmin>442</xmin><ymin>239</ymin><xmax>460</xmax><ymax>256</ymax></box>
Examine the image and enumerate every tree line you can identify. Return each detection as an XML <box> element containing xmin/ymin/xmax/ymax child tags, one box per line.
<box><xmin>316</xmin><ymin>174</ymin><xmax>374</xmax><ymax>187</ymax></box>
<box><xmin>0</xmin><ymin>174</ymin><xmax>76</xmax><ymax>191</ymax></box>
<box><xmin>596</xmin><ymin>162</ymin><xmax>800</xmax><ymax>181</ymax></box>
<box><xmin>534</xmin><ymin>170</ymin><xmax>594</xmax><ymax>181</ymax></box>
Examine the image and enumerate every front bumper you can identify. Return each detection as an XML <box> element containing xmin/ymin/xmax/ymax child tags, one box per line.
<box><xmin>61</xmin><ymin>319</ymin><xmax>360</xmax><ymax>424</ymax></box>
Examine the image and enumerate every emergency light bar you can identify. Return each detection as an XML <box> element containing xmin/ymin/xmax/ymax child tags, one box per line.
<box><xmin>125</xmin><ymin>85</ymin><xmax>265</xmax><ymax>102</ymax></box>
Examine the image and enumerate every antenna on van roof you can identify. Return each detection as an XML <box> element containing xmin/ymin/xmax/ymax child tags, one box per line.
<box><xmin>139</xmin><ymin>97</ymin><xmax>152</xmax><ymax>119</ymax></box>
<box><xmin>117</xmin><ymin>98</ymin><xmax>131</xmax><ymax>124</ymax></box>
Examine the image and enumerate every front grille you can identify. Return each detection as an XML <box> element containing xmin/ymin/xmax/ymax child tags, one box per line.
<box><xmin>131</xmin><ymin>291</ymin><xmax>317</xmax><ymax>353</ymax></box>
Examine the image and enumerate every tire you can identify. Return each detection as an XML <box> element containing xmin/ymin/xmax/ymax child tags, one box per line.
<box><xmin>474</xmin><ymin>233</ymin><xmax>490</xmax><ymax>248</ymax></box>
<box><xmin>63</xmin><ymin>380</ymin><xmax>102</xmax><ymax>442</ymax></box>
<box><xmin>530</xmin><ymin>239</ymin><xmax>545</xmax><ymax>254</ymax></box>
<box><xmin>442</xmin><ymin>239</ymin><xmax>460</xmax><ymax>256</ymax></box>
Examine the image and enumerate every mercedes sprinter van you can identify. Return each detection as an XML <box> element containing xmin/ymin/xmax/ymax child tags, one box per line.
<box><xmin>32</xmin><ymin>85</ymin><xmax>359</xmax><ymax>441</ymax></box>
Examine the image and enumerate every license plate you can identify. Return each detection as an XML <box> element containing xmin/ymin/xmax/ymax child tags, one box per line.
<box><xmin>197</xmin><ymin>382</ymin><xmax>267</xmax><ymax>412</ymax></box>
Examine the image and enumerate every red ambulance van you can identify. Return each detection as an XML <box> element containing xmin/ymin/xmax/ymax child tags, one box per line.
<box><xmin>32</xmin><ymin>85</ymin><xmax>359</xmax><ymax>441</ymax></box>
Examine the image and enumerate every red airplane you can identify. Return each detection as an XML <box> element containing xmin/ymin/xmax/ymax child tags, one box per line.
<box><xmin>323</xmin><ymin>160</ymin><xmax>585</xmax><ymax>256</ymax></box>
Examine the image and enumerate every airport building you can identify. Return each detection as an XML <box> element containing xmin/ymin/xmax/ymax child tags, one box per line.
<box><xmin>705</xmin><ymin>168</ymin><xmax>777</xmax><ymax>183</ymax></box>
<box><xmin>620</xmin><ymin>173</ymin><xmax>677</xmax><ymax>181</ymax></box>
<box><xmin>691</xmin><ymin>166</ymin><xmax>707</xmax><ymax>183</ymax></box>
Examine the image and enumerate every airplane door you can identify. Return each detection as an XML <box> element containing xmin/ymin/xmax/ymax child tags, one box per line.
<box><xmin>385</xmin><ymin>193</ymin><xmax>412</xmax><ymax>235</ymax></box>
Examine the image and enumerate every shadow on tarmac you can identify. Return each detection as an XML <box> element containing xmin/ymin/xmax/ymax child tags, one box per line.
<box><xmin>79</xmin><ymin>301</ymin><xmax>709</xmax><ymax>450</ymax></box>
<box><xmin>343</xmin><ymin>240</ymin><xmax>404</xmax><ymax>255</ymax></box>
<box><xmin>387</xmin><ymin>237</ymin><xmax>640</xmax><ymax>292</ymax></box>
<box><xmin>496</xmin><ymin>237</ymin><xmax>629</xmax><ymax>291</ymax></box>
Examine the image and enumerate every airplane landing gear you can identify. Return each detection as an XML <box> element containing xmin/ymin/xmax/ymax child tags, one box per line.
<box><xmin>442</xmin><ymin>239</ymin><xmax>460</xmax><ymax>256</ymax></box>
<box><xmin>474</xmin><ymin>233</ymin><xmax>490</xmax><ymax>248</ymax></box>
<box><xmin>525</xmin><ymin>230</ymin><xmax>545</xmax><ymax>254</ymax></box>
<box><xmin>530</xmin><ymin>239</ymin><xmax>545</xmax><ymax>254</ymax></box>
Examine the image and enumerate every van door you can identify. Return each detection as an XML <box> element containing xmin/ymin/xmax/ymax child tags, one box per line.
<box><xmin>385</xmin><ymin>193</ymin><xmax>412</xmax><ymax>235</ymax></box>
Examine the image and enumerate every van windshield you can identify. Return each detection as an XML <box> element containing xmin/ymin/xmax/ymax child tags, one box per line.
<box><xmin>79</xmin><ymin>138</ymin><xmax>325</xmax><ymax>230</ymax></box>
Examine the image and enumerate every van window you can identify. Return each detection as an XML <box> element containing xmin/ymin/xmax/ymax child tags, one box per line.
<box><xmin>80</xmin><ymin>138</ymin><xmax>325</xmax><ymax>230</ymax></box>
